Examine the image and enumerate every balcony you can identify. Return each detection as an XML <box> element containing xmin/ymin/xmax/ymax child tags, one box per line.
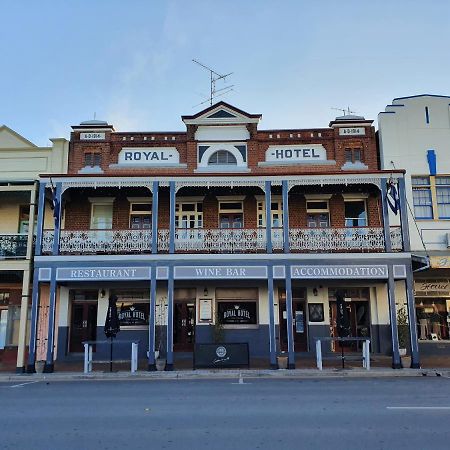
<box><xmin>0</xmin><ymin>234</ymin><xmax>29</xmax><ymax>259</ymax></box>
<box><xmin>41</xmin><ymin>227</ymin><xmax>403</xmax><ymax>255</ymax></box>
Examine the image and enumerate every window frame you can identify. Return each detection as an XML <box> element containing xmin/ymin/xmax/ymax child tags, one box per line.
<box><xmin>256</xmin><ymin>196</ymin><xmax>283</xmax><ymax>228</ymax></box>
<box><xmin>344</xmin><ymin>199</ymin><xmax>368</xmax><ymax>227</ymax></box>
<box><xmin>411</xmin><ymin>176</ymin><xmax>435</xmax><ymax>220</ymax></box>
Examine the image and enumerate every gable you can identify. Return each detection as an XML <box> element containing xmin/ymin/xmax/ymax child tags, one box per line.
<box><xmin>182</xmin><ymin>101</ymin><xmax>261</xmax><ymax>125</ymax></box>
<box><xmin>0</xmin><ymin>125</ymin><xmax>37</xmax><ymax>149</ymax></box>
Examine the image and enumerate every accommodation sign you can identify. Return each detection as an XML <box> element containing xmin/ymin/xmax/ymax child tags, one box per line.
<box><xmin>56</xmin><ymin>267</ymin><xmax>151</xmax><ymax>281</ymax></box>
<box><xmin>291</xmin><ymin>265</ymin><xmax>388</xmax><ymax>279</ymax></box>
<box><xmin>265</xmin><ymin>145</ymin><xmax>327</xmax><ymax>163</ymax></box>
<box><xmin>118</xmin><ymin>147</ymin><xmax>180</xmax><ymax>166</ymax></box>
<box><xmin>174</xmin><ymin>266</ymin><xmax>267</xmax><ymax>279</ymax></box>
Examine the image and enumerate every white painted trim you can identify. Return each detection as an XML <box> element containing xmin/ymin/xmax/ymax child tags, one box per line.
<box><xmin>258</xmin><ymin>160</ymin><xmax>336</xmax><ymax>167</ymax></box>
<box><xmin>197</xmin><ymin>143</ymin><xmax>247</xmax><ymax>169</ymax></box>
<box><xmin>127</xmin><ymin>197</ymin><xmax>151</xmax><ymax>203</ymax></box>
<box><xmin>304</xmin><ymin>194</ymin><xmax>333</xmax><ymax>200</ymax></box>
<box><xmin>342</xmin><ymin>193</ymin><xmax>369</xmax><ymax>200</ymax></box>
<box><xmin>194</xmin><ymin>167</ymin><xmax>251</xmax><ymax>173</ymax></box>
<box><xmin>216</xmin><ymin>195</ymin><xmax>246</xmax><ymax>202</ymax></box>
<box><xmin>88</xmin><ymin>197</ymin><xmax>115</xmax><ymax>203</ymax></box>
<box><xmin>176</xmin><ymin>196</ymin><xmax>205</xmax><ymax>202</ymax></box>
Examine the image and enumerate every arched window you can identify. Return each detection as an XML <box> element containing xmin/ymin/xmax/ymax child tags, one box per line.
<box><xmin>208</xmin><ymin>150</ymin><xmax>237</xmax><ymax>166</ymax></box>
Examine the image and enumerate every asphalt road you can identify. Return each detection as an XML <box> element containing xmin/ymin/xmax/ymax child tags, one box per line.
<box><xmin>1</xmin><ymin>377</ymin><xmax>450</xmax><ymax>450</ymax></box>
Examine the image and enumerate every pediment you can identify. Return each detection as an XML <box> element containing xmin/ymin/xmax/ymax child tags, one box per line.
<box><xmin>0</xmin><ymin>125</ymin><xmax>37</xmax><ymax>149</ymax></box>
<box><xmin>182</xmin><ymin>101</ymin><xmax>261</xmax><ymax>125</ymax></box>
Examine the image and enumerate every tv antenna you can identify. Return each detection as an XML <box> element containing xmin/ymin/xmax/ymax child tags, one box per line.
<box><xmin>332</xmin><ymin>106</ymin><xmax>356</xmax><ymax>116</ymax></box>
<box><xmin>192</xmin><ymin>59</ymin><xmax>234</xmax><ymax>107</ymax></box>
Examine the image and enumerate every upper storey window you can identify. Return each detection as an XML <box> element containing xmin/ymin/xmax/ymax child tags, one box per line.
<box><xmin>84</xmin><ymin>152</ymin><xmax>101</xmax><ymax>167</ymax></box>
<box><xmin>208</xmin><ymin>150</ymin><xmax>237</xmax><ymax>166</ymax></box>
<box><xmin>344</xmin><ymin>148</ymin><xmax>362</xmax><ymax>163</ymax></box>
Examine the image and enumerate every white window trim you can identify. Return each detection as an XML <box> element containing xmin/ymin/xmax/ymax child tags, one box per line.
<box><xmin>88</xmin><ymin>197</ymin><xmax>115</xmax><ymax>204</ymax></box>
<box><xmin>196</xmin><ymin>143</ymin><xmax>247</xmax><ymax>171</ymax></box>
<box><xmin>342</xmin><ymin>193</ymin><xmax>369</xmax><ymax>200</ymax></box>
<box><xmin>304</xmin><ymin>194</ymin><xmax>333</xmax><ymax>201</ymax></box>
<box><xmin>127</xmin><ymin>197</ymin><xmax>151</xmax><ymax>203</ymax></box>
<box><xmin>90</xmin><ymin>202</ymin><xmax>113</xmax><ymax>229</ymax></box>
<box><xmin>217</xmin><ymin>195</ymin><xmax>246</xmax><ymax>202</ymax></box>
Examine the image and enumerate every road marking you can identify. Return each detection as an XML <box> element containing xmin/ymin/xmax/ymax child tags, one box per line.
<box><xmin>8</xmin><ymin>380</ymin><xmax>41</xmax><ymax>388</ymax></box>
<box><xmin>231</xmin><ymin>377</ymin><xmax>251</xmax><ymax>385</ymax></box>
<box><xmin>387</xmin><ymin>406</ymin><xmax>450</xmax><ymax>410</ymax></box>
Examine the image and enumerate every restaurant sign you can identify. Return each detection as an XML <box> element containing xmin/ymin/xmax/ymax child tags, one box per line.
<box><xmin>117</xmin><ymin>147</ymin><xmax>180</xmax><ymax>166</ymax></box>
<box><xmin>56</xmin><ymin>267</ymin><xmax>151</xmax><ymax>281</ymax></box>
<box><xmin>291</xmin><ymin>265</ymin><xmax>388</xmax><ymax>279</ymax></box>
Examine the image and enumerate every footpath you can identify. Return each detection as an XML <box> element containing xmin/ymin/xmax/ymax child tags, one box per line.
<box><xmin>1</xmin><ymin>367</ymin><xmax>450</xmax><ymax>383</ymax></box>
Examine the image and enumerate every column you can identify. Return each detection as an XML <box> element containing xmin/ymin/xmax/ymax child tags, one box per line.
<box><xmin>398</xmin><ymin>177</ymin><xmax>411</xmax><ymax>252</ymax></box>
<box><xmin>16</xmin><ymin>184</ymin><xmax>37</xmax><ymax>372</ymax></box>
<box><xmin>165</xmin><ymin>266</ymin><xmax>174</xmax><ymax>371</ymax></box>
<box><xmin>380</xmin><ymin>178</ymin><xmax>392</xmax><ymax>252</ymax></box>
<box><xmin>265</xmin><ymin>180</ymin><xmax>272</xmax><ymax>253</ymax></box>
<box><xmin>282</xmin><ymin>180</ymin><xmax>290</xmax><ymax>253</ymax></box>
<box><xmin>151</xmin><ymin>181</ymin><xmax>159</xmax><ymax>254</ymax></box>
<box><xmin>169</xmin><ymin>181</ymin><xmax>175</xmax><ymax>254</ymax></box>
<box><xmin>52</xmin><ymin>182</ymin><xmax>63</xmax><ymax>256</ymax></box>
<box><xmin>26</xmin><ymin>269</ymin><xmax>40</xmax><ymax>373</ymax></box>
<box><xmin>285</xmin><ymin>265</ymin><xmax>295</xmax><ymax>369</ymax></box>
<box><xmin>267</xmin><ymin>266</ymin><xmax>277</xmax><ymax>368</ymax></box>
<box><xmin>34</xmin><ymin>182</ymin><xmax>46</xmax><ymax>256</ymax></box>
<box><xmin>387</xmin><ymin>265</ymin><xmax>402</xmax><ymax>369</ymax></box>
<box><xmin>148</xmin><ymin>267</ymin><xmax>157</xmax><ymax>371</ymax></box>
<box><xmin>405</xmin><ymin>262</ymin><xmax>420</xmax><ymax>368</ymax></box>
<box><xmin>44</xmin><ymin>269</ymin><xmax>57</xmax><ymax>373</ymax></box>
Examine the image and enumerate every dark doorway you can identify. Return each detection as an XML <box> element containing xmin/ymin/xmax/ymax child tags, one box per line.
<box><xmin>174</xmin><ymin>301</ymin><xmax>195</xmax><ymax>351</ymax></box>
<box><xmin>279</xmin><ymin>289</ymin><xmax>308</xmax><ymax>352</ymax></box>
<box><xmin>69</xmin><ymin>302</ymin><xmax>98</xmax><ymax>353</ymax></box>
<box><xmin>329</xmin><ymin>300</ymin><xmax>371</xmax><ymax>351</ymax></box>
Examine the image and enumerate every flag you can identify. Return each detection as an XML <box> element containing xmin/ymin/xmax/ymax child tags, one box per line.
<box><xmin>387</xmin><ymin>180</ymin><xmax>400</xmax><ymax>215</ymax></box>
<box><xmin>50</xmin><ymin>181</ymin><xmax>60</xmax><ymax>223</ymax></box>
<box><xmin>335</xmin><ymin>290</ymin><xmax>350</xmax><ymax>338</ymax></box>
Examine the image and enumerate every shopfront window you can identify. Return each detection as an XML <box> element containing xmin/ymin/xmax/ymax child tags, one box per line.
<box><xmin>416</xmin><ymin>298</ymin><xmax>449</xmax><ymax>340</ymax></box>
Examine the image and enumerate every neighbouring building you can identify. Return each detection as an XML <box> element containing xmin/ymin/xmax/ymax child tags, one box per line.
<box><xmin>0</xmin><ymin>125</ymin><xmax>68</xmax><ymax>372</ymax></box>
<box><xmin>28</xmin><ymin>102</ymin><xmax>419</xmax><ymax>372</ymax></box>
<box><xmin>379</xmin><ymin>94</ymin><xmax>450</xmax><ymax>358</ymax></box>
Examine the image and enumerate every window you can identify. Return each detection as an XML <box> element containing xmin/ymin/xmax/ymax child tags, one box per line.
<box><xmin>219</xmin><ymin>201</ymin><xmax>243</xmax><ymax>228</ymax></box>
<box><xmin>344</xmin><ymin>148</ymin><xmax>362</xmax><ymax>163</ymax></box>
<box><xmin>84</xmin><ymin>152</ymin><xmax>102</xmax><ymax>167</ymax></box>
<box><xmin>436</xmin><ymin>177</ymin><xmax>450</xmax><ymax>219</ymax></box>
<box><xmin>208</xmin><ymin>150</ymin><xmax>237</xmax><ymax>166</ymax></box>
<box><xmin>412</xmin><ymin>176</ymin><xmax>433</xmax><ymax>219</ymax></box>
<box><xmin>0</xmin><ymin>292</ymin><xmax>10</xmax><ymax>306</ymax></box>
<box><xmin>129</xmin><ymin>203</ymin><xmax>152</xmax><ymax>229</ymax></box>
<box><xmin>90</xmin><ymin>204</ymin><xmax>113</xmax><ymax>229</ymax></box>
<box><xmin>257</xmin><ymin>199</ymin><xmax>283</xmax><ymax>228</ymax></box>
<box><xmin>18</xmin><ymin>205</ymin><xmax>36</xmax><ymax>234</ymax></box>
<box><xmin>306</xmin><ymin>201</ymin><xmax>329</xmax><ymax>228</ymax></box>
<box><xmin>345</xmin><ymin>201</ymin><xmax>367</xmax><ymax>227</ymax></box>
<box><xmin>217</xmin><ymin>301</ymin><xmax>257</xmax><ymax>325</ymax></box>
<box><xmin>175</xmin><ymin>202</ymin><xmax>203</xmax><ymax>229</ymax></box>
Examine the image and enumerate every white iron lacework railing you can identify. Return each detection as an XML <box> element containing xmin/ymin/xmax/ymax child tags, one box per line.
<box><xmin>289</xmin><ymin>227</ymin><xmax>387</xmax><ymax>252</ymax></box>
<box><xmin>172</xmin><ymin>228</ymin><xmax>267</xmax><ymax>253</ymax></box>
<box><xmin>41</xmin><ymin>226</ymin><xmax>403</xmax><ymax>254</ymax></box>
<box><xmin>42</xmin><ymin>230</ymin><xmax>152</xmax><ymax>254</ymax></box>
<box><xmin>0</xmin><ymin>233</ymin><xmax>29</xmax><ymax>258</ymax></box>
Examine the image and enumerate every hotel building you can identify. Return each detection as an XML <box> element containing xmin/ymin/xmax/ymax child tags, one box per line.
<box><xmin>28</xmin><ymin>102</ymin><xmax>419</xmax><ymax>372</ymax></box>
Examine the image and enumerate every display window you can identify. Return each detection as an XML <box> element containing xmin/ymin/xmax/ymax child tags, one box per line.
<box><xmin>416</xmin><ymin>298</ymin><xmax>450</xmax><ymax>341</ymax></box>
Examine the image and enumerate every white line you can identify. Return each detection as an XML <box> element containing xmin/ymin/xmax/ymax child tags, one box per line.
<box><xmin>9</xmin><ymin>380</ymin><xmax>41</xmax><ymax>388</ymax></box>
<box><xmin>387</xmin><ymin>406</ymin><xmax>450</xmax><ymax>410</ymax></box>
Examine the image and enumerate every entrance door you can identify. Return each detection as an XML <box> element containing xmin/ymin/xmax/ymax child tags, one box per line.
<box><xmin>329</xmin><ymin>301</ymin><xmax>370</xmax><ymax>351</ymax></box>
<box><xmin>219</xmin><ymin>214</ymin><xmax>243</xmax><ymax>229</ymax></box>
<box><xmin>279</xmin><ymin>299</ymin><xmax>308</xmax><ymax>352</ymax></box>
<box><xmin>174</xmin><ymin>301</ymin><xmax>195</xmax><ymax>351</ymax></box>
<box><xmin>70</xmin><ymin>302</ymin><xmax>97</xmax><ymax>353</ymax></box>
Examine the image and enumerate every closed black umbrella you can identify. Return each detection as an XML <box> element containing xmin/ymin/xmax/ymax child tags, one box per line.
<box><xmin>335</xmin><ymin>290</ymin><xmax>350</xmax><ymax>368</ymax></box>
<box><xmin>104</xmin><ymin>294</ymin><xmax>120</xmax><ymax>372</ymax></box>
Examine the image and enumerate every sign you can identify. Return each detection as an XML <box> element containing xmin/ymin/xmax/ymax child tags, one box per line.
<box><xmin>295</xmin><ymin>311</ymin><xmax>304</xmax><ymax>333</ymax></box>
<box><xmin>218</xmin><ymin>302</ymin><xmax>257</xmax><ymax>325</ymax></box>
<box><xmin>194</xmin><ymin>343</ymin><xmax>249</xmax><ymax>369</ymax></box>
<box><xmin>56</xmin><ymin>267</ymin><xmax>151</xmax><ymax>281</ymax></box>
<box><xmin>414</xmin><ymin>280</ymin><xmax>450</xmax><ymax>293</ymax></box>
<box><xmin>339</xmin><ymin>127</ymin><xmax>366</xmax><ymax>136</ymax></box>
<box><xmin>118</xmin><ymin>303</ymin><xmax>149</xmax><ymax>326</ymax></box>
<box><xmin>199</xmin><ymin>299</ymin><xmax>212</xmax><ymax>321</ymax></box>
<box><xmin>118</xmin><ymin>147</ymin><xmax>180</xmax><ymax>166</ymax></box>
<box><xmin>174</xmin><ymin>266</ymin><xmax>267</xmax><ymax>279</ymax></box>
<box><xmin>430</xmin><ymin>256</ymin><xmax>450</xmax><ymax>269</ymax></box>
<box><xmin>265</xmin><ymin>145</ymin><xmax>327</xmax><ymax>164</ymax></box>
<box><xmin>80</xmin><ymin>132</ymin><xmax>105</xmax><ymax>140</ymax></box>
<box><xmin>291</xmin><ymin>265</ymin><xmax>388</xmax><ymax>279</ymax></box>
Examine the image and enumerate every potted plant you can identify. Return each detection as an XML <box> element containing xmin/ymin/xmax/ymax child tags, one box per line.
<box><xmin>397</xmin><ymin>306</ymin><xmax>409</xmax><ymax>357</ymax></box>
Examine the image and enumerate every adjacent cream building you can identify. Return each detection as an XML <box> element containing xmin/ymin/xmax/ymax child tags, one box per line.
<box><xmin>0</xmin><ymin>125</ymin><xmax>68</xmax><ymax>372</ymax></box>
<box><xmin>378</xmin><ymin>94</ymin><xmax>450</xmax><ymax>355</ymax></box>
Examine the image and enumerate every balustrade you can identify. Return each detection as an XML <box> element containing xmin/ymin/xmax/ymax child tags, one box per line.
<box><xmin>0</xmin><ymin>233</ymin><xmax>29</xmax><ymax>258</ymax></box>
<box><xmin>41</xmin><ymin>226</ymin><xmax>403</xmax><ymax>255</ymax></box>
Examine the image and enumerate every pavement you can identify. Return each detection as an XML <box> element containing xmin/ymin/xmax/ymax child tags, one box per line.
<box><xmin>2</xmin><ymin>377</ymin><xmax>450</xmax><ymax>449</ymax></box>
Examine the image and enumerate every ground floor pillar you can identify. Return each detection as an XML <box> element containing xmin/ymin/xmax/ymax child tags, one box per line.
<box><xmin>16</xmin><ymin>269</ymin><xmax>31</xmax><ymax>372</ymax></box>
<box><xmin>267</xmin><ymin>267</ymin><xmax>277</xmax><ymax>369</ymax></box>
<box><xmin>285</xmin><ymin>265</ymin><xmax>295</xmax><ymax>369</ymax></box>
<box><xmin>165</xmin><ymin>267</ymin><xmax>174</xmax><ymax>371</ymax></box>
<box><xmin>26</xmin><ymin>269</ymin><xmax>40</xmax><ymax>373</ymax></box>
<box><xmin>405</xmin><ymin>262</ymin><xmax>420</xmax><ymax>368</ymax></box>
<box><xmin>387</xmin><ymin>265</ymin><xmax>402</xmax><ymax>369</ymax></box>
<box><xmin>148</xmin><ymin>268</ymin><xmax>157</xmax><ymax>371</ymax></box>
<box><xmin>44</xmin><ymin>270</ymin><xmax>57</xmax><ymax>373</ymax></box>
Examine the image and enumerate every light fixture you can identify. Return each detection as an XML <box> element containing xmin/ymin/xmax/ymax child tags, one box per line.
<box><xmin>100</xmin><ymin>289</ymin><xmax>106</xmax><ymax>298</ymax></box>
<box><xmin>204</xmin><ymin>287</ymin><xmax>209</xmax><ymax>297</ymax></box>
<box><xmin>312</xmin><ymin>287</ymin><xmax>318</xmax><ymax>297</ymax></box>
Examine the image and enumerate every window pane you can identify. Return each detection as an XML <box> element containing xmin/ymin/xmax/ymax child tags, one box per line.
<box><xmin>344</xmin><ymin>149</ymin><xmax>352</xmax><ymax>162</ymax></box>
<box><xmin>437</xmin><ymin>186</ymin><xmax>450</xmax><ymax>218</ymax></box>
<box><xmin>91</xmin><ymin>204</ymin><xmax>113</xmax><ymax>229</ymax></box>
<box><xmin>93</xmin><ymin>154</ymin><xmax>101</xmax><ymax>166</ymax></box>
<box><xmin>436</xmin><ymin>177</ymin><xmax>450</xmax><ymax>185</ymax></box>
<box><xmin>412</xmin><ymin>176</ymin><xmax>430</xmax><ymax>186</ymax></box>
<box><xmin>208</xmin><ymin>150</ymin><xmax>237</xmax><ymax>165</ymax></box>
<box><xmin>307</xmin><ymin>201</ymin><xmax>328</xmax><ymax>211</ymax></box>
<box><xmin>345</xmin><ymin>201</ymin><xmax>367</xmax><ymax>226</ymax></box>
<box><xmin>353</xmin><ymin>149</ymin><xmax>362</xmax><ymax>162</ymax></box>
<box><xmin>413</xmin><ymin>188</ymin><xmax>433</xmax><ymax>218</ymax></box>
<box><xmin>220</xmin><ymin>202</ymin><xmax>242</xmax><ymax>211</ymax></box>
<box><xmin>131</xmin><ymin>203</ymin><xmax>151</xmax><ymax>212</ymax></box>
<box><xmin>84</xmin><ymin>153</ymin><xmax>93</xmax><ymax>166</ymax></box>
